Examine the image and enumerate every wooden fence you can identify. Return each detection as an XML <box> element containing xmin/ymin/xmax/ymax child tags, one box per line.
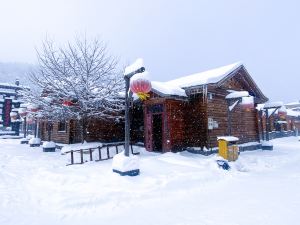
<box><xmin>63</xmin><ymin>142</ymin><xmax>140</xmax><ymax>166</ymax></box>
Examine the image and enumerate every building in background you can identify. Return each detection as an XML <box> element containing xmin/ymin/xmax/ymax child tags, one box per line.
<box><xmin>0</xmin><ymin>79</ymin><xmax>25</xmax><ymax>135</ymax></box>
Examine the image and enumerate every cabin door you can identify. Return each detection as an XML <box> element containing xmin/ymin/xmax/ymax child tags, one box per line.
<box><xmin>145</xmin><ymin>113</ymin><xmax>153</xmax><ymax>150</ymax></box>
<box><xmin>152</xmin><ymin>114</ymin><xmax>163</xmax><ymax>152</ymax></box>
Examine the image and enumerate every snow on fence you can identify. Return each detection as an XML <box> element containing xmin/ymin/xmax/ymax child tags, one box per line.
<box><xmin>63</xmin><ymin>142</ymin><xmax>140</xmax><ymax>166</ymax></box>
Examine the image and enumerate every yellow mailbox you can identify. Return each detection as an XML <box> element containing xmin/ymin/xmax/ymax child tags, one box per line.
<box><xmin>217</xmin><ymin>136</ymin><xmax>239</xmax><ymax>161</ymax></box>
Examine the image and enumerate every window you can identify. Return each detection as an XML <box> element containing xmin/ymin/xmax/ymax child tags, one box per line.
<box><xmin>58</xmin><ymin>121</ymin><xmax>67</xmax><ymax>132</ymax></box>
<box><xmin>208</xmin><ymin>92</ymin><xmax>214</xmax><ymax>100</ymax></box>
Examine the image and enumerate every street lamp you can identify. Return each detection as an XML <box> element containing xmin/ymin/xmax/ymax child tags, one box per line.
<box><xmin>112</xmin><ymin>59</ymin><xmax>146</xmax><ymax>176</ymax></box>
<box><xmin>124</xmin><ymin>67</ymin><xmax>145</xmax><ymax>157</ymax></box>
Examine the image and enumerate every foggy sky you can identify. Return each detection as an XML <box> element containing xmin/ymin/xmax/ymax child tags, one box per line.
<box><xmin>0</xmin><ymin>0</ymin><xmax>299</xmax><ymax>102</ymax></box>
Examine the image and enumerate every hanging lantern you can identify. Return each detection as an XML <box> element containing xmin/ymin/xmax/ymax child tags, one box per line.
<box><xmin>10</xmin><ymin>112</ymin><xmax>18</xmax><ymax>121</ymax></box>
<box><xmin>130</xmin><ymin>78</ymin><xmax>152</xmax><ymax>100</ymax></box>
<box><xmin>62</xmin><ymin>100</ymin><xmax>74</xmax><ymax>107</ymax></box>
<box><xmin>278</xmin><ymin>106</ymin><xmax>287</xmax><ymax>119</ymax></box>
<box><xmin>62</xmin><ymin>98</ymin><xmax>78</xmax><ymax>107</ymax></box>
<box><xmin>241</xmin><ymin>96</ymin><xmax>254</xmax><ymax>112</ymax></box>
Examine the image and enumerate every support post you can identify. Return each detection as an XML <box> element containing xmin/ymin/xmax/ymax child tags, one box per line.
<box><xmin>23</xmin><ymin>117</ymin><xmax>27</xmax><ymax>138</ymax></box>
<box><xmin>259</xmin><ymin>110</ymin><xmax>264</xmax><ymax>141</ymax></box>
<box><xmin>124</xmin><ymin>76</ymin><xmax>130</xmax><ymax>157</ymax></box>
<box><xmin>266</xmin><ymin>109</ymin><xmax>270</xmax><ymax>141</ymax></box>
<box><xmin>227</xmin><ymin>101</ymin><xmax>232</xmax><ymax>136</ymax></box>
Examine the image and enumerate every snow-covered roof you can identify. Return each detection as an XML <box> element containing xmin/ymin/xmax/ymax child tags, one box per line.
<box><xmin>151</xmin><ymin>81</ymin><xmax>187</xmax><ymax>97</ymax></box>
<box><xmin>0</xmin><ymin>88</ymin><xmax>17</xmax><ymax>95</ymax></box>
<box><xmin>151</xmin><ymin>62</ymin><xmax>243</xmax><ymax>97</ymax></box>
<box><xmin>225</xmin><ymin>91</ymin><xmax>249</xmax><ymax>99</ymax></box>
<box><xmin>285</xmin><ymin>101</ymin><xmax>300</xmax><ymax>109</ymax></box>
<box><xmin>166</xmin><ymin>62</ymin><xmax>242</xmax><ymax>88</ymax></box>
<box><xmin>217</xmin><ymin>136</ymin><xmax>239</xmax><ymax>142</ymax></box>
<box><xmin>287</xmin><ymin>109</ymin><xmax>300</xmax><ymax>117</ymax></box>
<box><xmin>276</xmin><ymin>121</ymin><xmax>287</xmax><ymax>124</ymax></box>
<box><xmin>263</xmin><ymin>101</ymin><xmax>283</xmax><ymax>109</ymax></box>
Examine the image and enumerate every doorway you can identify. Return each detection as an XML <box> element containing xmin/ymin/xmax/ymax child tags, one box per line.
<box><xmin>152</xmin><ymin>114</ymin><xmax>163</xmax><ymax>152</ymax></box>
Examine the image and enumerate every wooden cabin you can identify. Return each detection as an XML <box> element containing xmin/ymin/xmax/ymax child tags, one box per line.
<box><xmin>140</xmin><ymin>62</ymin><xmax>269</xmax><ymax>152</ymax></box>
<box><xmin>257</xmin><ymin>103</ymin><xmax>300</xmax><ymax>139</ymax></box>
<box><xmin>39</xmin><ymin>118</ymin><xmax>124</xmax><ymax>144</ymax></box>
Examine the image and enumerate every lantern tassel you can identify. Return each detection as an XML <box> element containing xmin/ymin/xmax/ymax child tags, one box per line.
<box><xmin>137</xmin><ymin>92</ymin><xmax>150</xmax><ymax>101</ymax></box>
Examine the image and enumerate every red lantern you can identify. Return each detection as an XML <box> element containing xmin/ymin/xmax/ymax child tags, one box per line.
<box><xmin>130</xmin><ymin>79</ymin><xmax>152</xmax><ymax>100</ymax></box>
<box><xmin>241</xmin><ymin>96</ymin><xmax>254</xmax><ymax>112</ymax></box>
<box><xmin>62</xmin><ymin>100</ymin><xmax>73</xmax><ymax>107</ymax></box>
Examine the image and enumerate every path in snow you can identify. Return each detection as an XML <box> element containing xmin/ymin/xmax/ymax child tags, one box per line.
<box><xmin>0</xmin><ymin>137</ymin><xmax>300</xmax><ymax>225</ymax></box>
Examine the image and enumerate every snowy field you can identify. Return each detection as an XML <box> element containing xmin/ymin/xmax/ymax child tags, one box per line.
<box><xmin>1</xmin><ymin>137</ymin><xmax>300</xmax><ymax>225</ymax></box>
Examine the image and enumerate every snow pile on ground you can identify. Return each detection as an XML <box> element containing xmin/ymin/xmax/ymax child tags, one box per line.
<box><xmin>42</xmin><ymin>141</ymin><xmax>56</xmax><ymax>148</ymax></box>
<box><xmin>112</xmin><ymin>151</ymin><xmax>139</xmax><ymax>172</ymax></box>
<box><xmin>0</xmin><ymin>137</ymin><xmax>300</xmax><ymax>225</ymax></box>
<box><xmin>28</xmin><ymin>137</ymin><xmax>41</xmax><ymax>144</ymax></box>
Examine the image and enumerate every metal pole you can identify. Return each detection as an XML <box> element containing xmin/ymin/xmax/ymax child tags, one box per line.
<box><xmin>228</xmin><ymin>104</ymin><xmax>232</xmax><ymax>136</ymax></box>
<box><xmin>23</xmin><ymin>117</ymin><xmax>27</xmax><ymax>138</ymax></box>
<box><xmin>266</xmin><ymin>109</ymin><xmax>270</xmax><ymax>141</ymax></box>
<box><xmin>259</xmin><ymin>110</ymin><xmax>264</xmax><ymax>141</ymax></box>
<box><xmin>124</xmin><ymin>76</ymin><xmax>130</xmax><ymax>157</ymax></box>
<box><xmin>124</xmin><ymin>66</ymin><xmax>145</xmax><ymax>157</ymax></box>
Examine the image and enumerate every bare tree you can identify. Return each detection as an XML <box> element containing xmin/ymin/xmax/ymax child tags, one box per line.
<box><xmin>23</xmin><ymin>37</ymin><xmax>124</xmax><ymax>143</ymax></box>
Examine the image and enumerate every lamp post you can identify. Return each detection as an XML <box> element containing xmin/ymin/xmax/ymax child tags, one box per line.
<box><xmin>124</xmin><ymin>67</ymin><xmax>145</xmax><ymax>157</ymax></box>
<box><xmin>112</xmin><ymin>59</ymin><xmax>146</xmax><ymax>177</ymax></box>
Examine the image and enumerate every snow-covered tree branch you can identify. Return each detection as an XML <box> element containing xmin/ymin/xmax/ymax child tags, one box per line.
<box><xmin>22</xmin><ymin>36</ymin><xmax>124</xmax><ymax>142</ymax></box>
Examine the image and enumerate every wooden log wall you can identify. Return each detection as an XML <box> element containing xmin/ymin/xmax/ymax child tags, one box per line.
<box><xmin>40</xmin><ymin>121</ymin><xmax>71</xmax><ymax>144</ymax></box>
<box><xmin>206</xmin><ymin>85</ymin><xmax>260</xmax><ymax>147</ymax></box>
<box><xmin>183</xmin><ymin>94</ymin><xmax>208</xmax><ymax>149</ymax></box>
<box><xmin>165</xmin><ymin>99</ymin><xmax>186</xmax><ymax>151</ymax></box>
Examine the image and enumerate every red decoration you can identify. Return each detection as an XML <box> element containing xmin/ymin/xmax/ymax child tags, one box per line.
<box><xmin>130</xmin><ymin>79</ymin><xmax>151</xmax><ymax>93</ymax></box>
<box><xmin>130</xmin><ymin>79</ymin><xmax>152</xmax><ymax>100</ymax></box>
<box><xmin>62</xmin><ymin>100</ymin><xmax>74</xmax><ymax>107</ymax></box>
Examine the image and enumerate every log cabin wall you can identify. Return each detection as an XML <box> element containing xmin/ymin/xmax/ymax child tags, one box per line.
<box><xmin>183</xmin><ymin>94</ymin><xmax>208</xmax><ymax>149</ymax></box>
<box><xmin>69</xmin><ymin>119</ymin><xmax>124</xmax><ymax>143</ymax></box>
<box><xmin>165</xmin><ymin>99</ymin><xmax>186</xmax><ymax>151</ymax></box>
<box><xmin>39</xmin><ymin>120</ymin><xmax>71</xmax><ymax>144</ymax></box>
<box><xmin>40</xmin><ymin>118</ymin><xmax>124</xmax><ymax>144</ymax></box>
<box><xmin>206</xmin><ymin>83</ymin><xmax>260</xmax><ymax>147</ymax></box>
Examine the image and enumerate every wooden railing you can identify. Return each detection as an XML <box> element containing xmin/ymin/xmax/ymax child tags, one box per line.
<box><xmin>63</xmin><ymin>142</ymin><xmax>140</xmax><ymax>166</ymax></box>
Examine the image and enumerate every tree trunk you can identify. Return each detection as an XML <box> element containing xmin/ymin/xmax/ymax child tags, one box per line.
<box><xmin>80</xmin><ymin>117</ymin><xmax>87</xmax><ymax>144</ymax></box>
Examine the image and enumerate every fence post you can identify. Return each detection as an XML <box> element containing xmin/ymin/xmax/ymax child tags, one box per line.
<box><xmin>71</xmin><ymin>151</ymin><xmax>74</xmax><ymax>164</ymax></box>
<box><xmin>89</xmin><ymin>148</ymin><xmax>93</xmax><ymax>161</ymax></box>
<box><xmin>107</xmin><ymin>146</ymin><xmax>110</xmax><ymax>159</ymax></box>
<box><xmin>130</xmin><ymin>144</ymin><xmax>133</xmax><ymax>154</ymax></box>
<box><xmin>98</xmin><ymin>147</ymin><xmax>102</xmax><ymax>160</ymax></box>
<box><xmin>80</xmin><ymin>150</ymin><xmax>84</xmax><ymax>164</ymax></box>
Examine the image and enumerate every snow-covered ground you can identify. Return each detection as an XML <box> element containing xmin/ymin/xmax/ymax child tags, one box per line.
<box><xmin>1</xmin><ymin>137</ymin><xmax>300</xmax><ymax>225</ymax></box>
